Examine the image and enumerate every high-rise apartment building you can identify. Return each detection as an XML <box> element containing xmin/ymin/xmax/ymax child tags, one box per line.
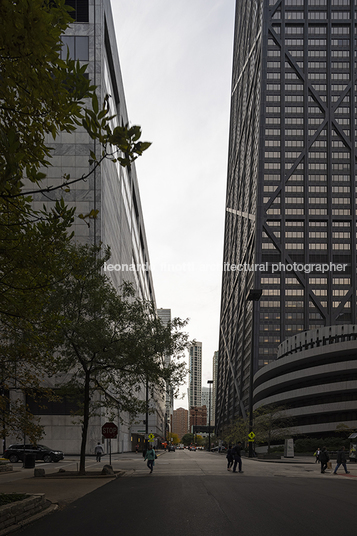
<box><xmin>217</xmin><ymin>0</ymin><xmax>357</xmax><ymax>432</ymax></box>
<box><xmin>17</xmin><ymin>0</ymin><xmax>159</xmax><ymax>454</ymax></box>
<box><xmin>188</xmin><ymin>343</ymin><xmax>202</xmax><ymax>408</ymax></box>
<box><xmin>158</xmin><ymin>309</ymin><xmax>173</xmax><ymax>438</ymax></box>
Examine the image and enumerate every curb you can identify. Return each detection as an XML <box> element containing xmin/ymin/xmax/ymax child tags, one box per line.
<box><xmin>41</xmin><ymin>470</ymin><xmax>125</xmax><ymax>479</ymax></box>
<box><xmin>251</xmin><ymin>458</ymin><xmax>315</xmax><ymax>465</ymax></box>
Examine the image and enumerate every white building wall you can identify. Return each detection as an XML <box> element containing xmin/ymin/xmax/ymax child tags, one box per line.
<box><xmin>9</xmin><ymin>0</ymin><xmax>157</xmax><ymax>455</ymax></box>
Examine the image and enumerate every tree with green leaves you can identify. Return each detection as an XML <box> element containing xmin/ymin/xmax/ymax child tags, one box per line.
<box><xmin>0</xmin><ymin>0</ymin><xmax>151</xmax><ymax>197</ymax></box>
<box><xmin>253</xmin><ymin>405</ymin><xmax>295</xmax><ymax>453</ymax></box>
<box><xmin>168</xmin><ymin>433</ymin><xmax>180</xmax><ymax>445</ymax></box>
<box><xmin>221</xmin><ymin>405</ymin><xmax>294</xmax><ymax>453</ymax></box>
<box><xmin>0</xmin><ymin>0</ymin><xmax>151</xmax><ymax>447</ymax></box>
<box><xmin>0</xmin><ymin>198</ymin><xmax>76</xmax><ymax>447</ymax></box>
<box><xmin>0</xmin><ymin>0</ymin><xmax>91</xmax><ymax>194</ymax></box>
<box><xmin>47</xmin><ymin>244</ymin><xmax>189</xmax><ymax>474</ymax></box>
<box><xmin>223</xmin><ymin>416</ymin><xmax>249</xmax><ymax>447</ymax></box>
<box><xmin>181</xmin><ymin>433</ymin><xmax>194</xmax><ymax>446</ymax></box>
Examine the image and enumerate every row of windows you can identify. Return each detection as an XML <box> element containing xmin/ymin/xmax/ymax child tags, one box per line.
<box><xmin>266</xmin><ymin>206</ymin><xmax>354</xmax><ymax>215</ymax></box>
<box><xmin>260</xmin><ymin>277</ymin><xmax>351</xmax><ymax>287</ymax></box>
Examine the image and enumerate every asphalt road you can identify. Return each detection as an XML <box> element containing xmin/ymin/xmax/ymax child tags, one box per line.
<box><xmin>12</xmin><ymin>450</ymin><xmax>356</xmax><ymax>536</ymax></box>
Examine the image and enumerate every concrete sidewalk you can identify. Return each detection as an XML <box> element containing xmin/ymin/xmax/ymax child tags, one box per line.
<box><xmin>0</xmin><ymin>451</ymin><xmax>166</xmax><ymax>507</ymax></box>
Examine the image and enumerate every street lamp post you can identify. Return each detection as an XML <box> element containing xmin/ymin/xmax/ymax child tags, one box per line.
<box><xmin>145</xmin><ymin>376</ymin><xmax>149</xmax><ymax>453</ymax></box>
<box><xmin>207</xmin><ymin>380</ymin><xmax>213</xmax><ymax>451</ymax></box>
<box><xmin>194</xmin><ymin>408</ymin><xmax>198</xmax><ymax>446</ymax></box>
<box><xmin>247</xmin><ymin>288</ymin><xmax>262</xmax><ymax>458</ymax></box>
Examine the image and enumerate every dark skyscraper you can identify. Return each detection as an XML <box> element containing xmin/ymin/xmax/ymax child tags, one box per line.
<box><xmin>216</xmin><ymin>0</ymin><xmax>357</xmax><ymax>432</ymax></box>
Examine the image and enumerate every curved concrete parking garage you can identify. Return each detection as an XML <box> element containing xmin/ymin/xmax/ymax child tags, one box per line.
<box><xmin>253</xmin><ymin>325</ymin><xmax>357</xmax><ymax>436</ymax></box>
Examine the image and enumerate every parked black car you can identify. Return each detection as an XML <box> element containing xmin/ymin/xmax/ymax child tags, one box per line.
<box><xmin>3</xmin><ymin>444</ymin><xmax>64</xmax><ymax>463</ymax></box>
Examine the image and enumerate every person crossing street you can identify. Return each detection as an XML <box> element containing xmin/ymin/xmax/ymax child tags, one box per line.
<box><xmin>232</xmin><ymin>442</ymin><xmax>243</xmax><ymax>473</ymax></box>
<box><xmin>144</xmin><ymin>445</ymin><xmax>157</xmax><ymax>473</ymax></box>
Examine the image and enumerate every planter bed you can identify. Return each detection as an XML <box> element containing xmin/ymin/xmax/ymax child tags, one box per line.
<box><xmin>0</xmin><ymin>493</ymin><xmax>49</xmax><ymax>533</ymax></box>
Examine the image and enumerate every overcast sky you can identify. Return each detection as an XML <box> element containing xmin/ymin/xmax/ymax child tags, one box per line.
<box><xmin>112</xmin><ymin>0</ymin><xmax>236</xmax><ymax>409</ymax></box>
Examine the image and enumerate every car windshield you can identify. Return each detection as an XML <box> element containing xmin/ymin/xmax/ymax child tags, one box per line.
<box><xmin>36</xmin><ymin>445</ymin><xmax>50</xmax><ymax>450</ymax></box>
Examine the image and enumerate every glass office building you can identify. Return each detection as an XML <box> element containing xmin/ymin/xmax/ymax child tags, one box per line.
<box><xmin>216</xmin><ymin>0</ymin><xmax>357</xmax><ymax>432</ymax></box>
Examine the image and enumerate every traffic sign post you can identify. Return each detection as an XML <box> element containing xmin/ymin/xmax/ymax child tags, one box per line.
<box><xmin>102</xmin><ymin>422</ymin><xmax>118</xmax><ymax>466</ymax></box>
<box><xmin>102</xmin><ymin>422</ymin><xmax>118</xmax><ymax>439</ymax></box>
<box><xmin>148</xmin><ymin>433</ymin><xmax>155</xmax><ymax>443</ymax></box>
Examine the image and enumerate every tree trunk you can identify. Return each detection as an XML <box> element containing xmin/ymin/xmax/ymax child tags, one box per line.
<box><xmin>79</xmin><ymin>371</ymin><xmax>91</xmax><ymax>475</ymax></box>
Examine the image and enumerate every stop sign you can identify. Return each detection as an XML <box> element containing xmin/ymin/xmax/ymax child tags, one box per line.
<box><xmin>102</xmin><ymin>422</ymin><xmax>118</xmax><ymax>438</ymax></box>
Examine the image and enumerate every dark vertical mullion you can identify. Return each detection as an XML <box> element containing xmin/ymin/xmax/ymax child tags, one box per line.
<box><xmin>255</xmin><ymin>0</ymin><xmax>268</xmax><ymax>373</ymax></box>
<box><xmin>304</xmin><ymin>0</ymin><xmax>310</xmax><ymax>331</ymax></box>
<box><xmin>349</xmin><ymin>2</ymin><xmax>356</xmax><ymax>323</ymax></box>
<box><xmin>327</xmin><ymin>0</ymin><xmax>332</xmax><ymax>324</ymax></box>
<box><xmin>280</xmin><ymin>4</ymin><xmax>287</xmax><ymax>343</ymax></box>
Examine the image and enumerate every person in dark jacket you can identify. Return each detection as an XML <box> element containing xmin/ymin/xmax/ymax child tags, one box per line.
<box><xmin>232</xmin><ymin>442</ymin><xmax>243</xmax><ymax>473</ymax></box>
<box><xmin>319</xmin><ymin>446</ymin><xmax>329</xmax><ymax>473</ymax></box>
<box><xmin>333</xmin><ymin>446</ymin><xmax>350</xmax><ymax>475</ymax></box>
<box><xmin>226</xmin><ymin>445</ymin><xmax>234</xmax><ymax>471</ymax></box>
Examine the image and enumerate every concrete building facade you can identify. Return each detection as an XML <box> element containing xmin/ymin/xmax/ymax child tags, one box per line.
<box><xmin>212</xmin><ymin>351</ymin><xmax>218</xmax><ymax>426</ymax></box>
<box><xmin>253</xmin><ymin>325</ymin><xmax>357</xmax><ymax>436</ymax></box>
<box><xmin>10</xmin><ymin>0</ymin><xmax>160</xmax><ymax>455</ymax></box>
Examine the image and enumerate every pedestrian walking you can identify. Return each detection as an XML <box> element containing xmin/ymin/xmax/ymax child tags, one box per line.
<box><xmin>135</xmin><ymin>444</ymin><xmax>139</xmax><ymax>454</ymax></box>
<box><xmin>319</xmin><ymin>446</ymin><xmax>329</xmax><ymax>473</ymax></box>
<box><xmin>94</xmin><ymin>442</ymin><xmax>104</xmax><ymax>462</ymax></box>
<box><xmin>144</xmin><ymin>445</ymin><xmax>157</xmax><ymax>473</ymax></box>
<box><xmin>232</xmin><ymin>442</ymin><xmax>243</xmax><ymax>473</ymax></box>
<box><xmin>333</xmin><ymin>446</ymin><xmax>350</xmax><ymax>475</ymax></box>
<box><xmin>226</xmin><ymin>445</ymin><xmax>234</xmax><ymax>471</ymax></box>
<box><xmin>314</xmin><ymin>447</ymin><xmax>321</xmax><ymax>463</ymax></box>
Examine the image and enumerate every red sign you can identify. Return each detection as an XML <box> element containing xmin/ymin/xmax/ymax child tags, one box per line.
<box><xmin>102</xmin><ymin>422</ymin><xmax>118</xmax><ymax>438</ymax></box>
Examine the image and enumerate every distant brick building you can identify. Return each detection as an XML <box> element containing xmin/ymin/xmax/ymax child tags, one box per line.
<box><xmin>172</xmin><ymin>407</ymin><xmax>189</xmax><ymax>441</ymax></box>
<box><xmin>189</xmin><ymin>406</ymin><xmax>207</xmax><ymax>431</ymax></box>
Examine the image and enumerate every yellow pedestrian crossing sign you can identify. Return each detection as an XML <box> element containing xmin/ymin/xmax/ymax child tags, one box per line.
<box><xmin>248</xmin><ymin>432</ymin><xmax>255</xmax><ymax>442</ymax></box>
<box><xmin>148</xmin><ymin>433</ymin><xmax>155</xmax><ymax>442</ymax></box>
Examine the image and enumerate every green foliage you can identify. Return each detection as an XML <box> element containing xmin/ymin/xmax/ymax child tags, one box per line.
<box><xmin>0</xmin><ymin>0</ymin><xmax>94</xmax><ymax>195</ymax></box>
<box><xmin>0</xmin><ymin>494</ymin><xmax>28</xmax><ymax>506</ymax></box>
<box><xmin>195</xmin><ymin>434</ymin><xmax>204</xmax><ymax>446</ymax></box>
<box><xmin>253</xmin><ymin>405</ymin><xmax>294</xmax><ymax>453</ymax></box>
<box><xmin>0</xmin><ymin>0</ymin><xmax>152</xmax><ymax>450</ymax></box>
<box><xmin>222</xmin><ymin>417</ymin><xmax>249</xmax><ymax>446</ymax></box>
<box><xmin>0</xmin><ymin>194</ymin><xmax>76</xmax><ymax>443</ymax></box>
<box><xmin>221</xmin><ymin>405</ymin><xmax>294</xmax><ymax>452</ymax></box>
<box><xmin>46</xmin><ymin>244</ymin><xmax>189</xmax><ymax>473</ymax></box>
<box><xmin>294</xmin><ymin>437</ymin><xmax>350</xmax><ymax>453</ymax></box>
<box><xmin>168</xmin><ymin>433</ymin><xmax>180</xmax><ymax>445</ymax></box>
<box><xmin>202</xmin><ymin>433</ymin><xmax>218</xmax><ymax>449</ymax></box>
<box><xmin>0</xmin><ymin>1</ymin><xmax>150</xmax><ymax>199</ymax></box>
<box><xmin>181</xmin><ymin>433</ymin><xmax>194</xmax><ymax>446</ymax></box>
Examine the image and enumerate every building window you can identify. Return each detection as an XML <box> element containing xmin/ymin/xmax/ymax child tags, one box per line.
<box><xmin>61</xmin><ymin>36</ymin><xmax>89</xmax><ymax>61</ymax></box>
<box><xmin>65</xmin><ymin>0</ymin><xmax>89</xmax><ymax>22</ymax></box>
